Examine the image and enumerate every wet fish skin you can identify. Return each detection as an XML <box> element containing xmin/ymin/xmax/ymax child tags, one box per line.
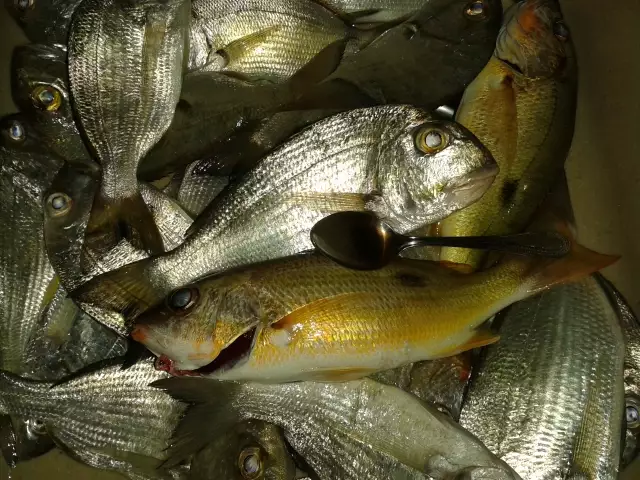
<box><xmin>316</xmin><ymin>0</ymin><xmax>427</xmax><ymax>23</ymax></box>
<box><xmin>0</xmin><ymin>415</ymin><xmax>55</xmax><ymax>467</ymax></box>
<box><xmin>0</xmin><ymin>359</ymin><xmax>185</xmax><ymax>479</ymax></box>
<box><xmin>11</xmin><ymin>43</ymin><xmax>95</xmax><ymax>168</ymax></box>
<box><xmin>74</xmin><ymin>105</ymin><xmax>498</xmax><ymax>322</ymax></box>
<box><xmin>190</xmin><ymin>420</ymin><xmax>296</xmax><ymax>480</ymax></box>
<box><xmin>440</xmin><ymin>0</ymin><xmax>578</xmax><ymax>269</ymax></box>
<box><xmin>156</xmin><ymin>377</ymin><xmax>521</xmax><ymax>479</ymax></box>
<box><xmin>596</xmin><ymin>275</ymin><xmax>640</xmax><ymax>470</ymax></box>
<box><xmin>300</xmin><ymin>0</ymin><xmax>502</xmax><ymax>109</ymax></box>
<box><xmin>190</xmin><ymin>0</ymin><xmax>350</xmax><ymax>81</ymax></box>
<box><xmin>460</xmin><ymin>276</ymin><xmax>625</xmax><ymax>479</ymax></box>
<box><xmin>4</xmin><ymin>0</ymin><xmax>83</xmax><ymax>44</ymax></box>
<box><xmin>133</xmin><ymin>237</ymin><xmax>614</xmax><ymax>378</ymax></box>
<box><xmin>177</xmin><ymin>161</ymin><xmax>229</xmax><ymax>217</ymax></box>
<box><xmin>68</xmin><ymin>0</ymin><xmax>190</xmax><ymax>255</ymax></box>
<box><xmin>0</xmin><ymin>138</ymin><xmax>63</xmax><ymax>375</ymax></box>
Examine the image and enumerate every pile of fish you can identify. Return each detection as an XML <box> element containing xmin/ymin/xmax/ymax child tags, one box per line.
<box><xmin>1</xmin><ymin>0</ymin><xmax>638</xmax><ymax>479</ymax></box>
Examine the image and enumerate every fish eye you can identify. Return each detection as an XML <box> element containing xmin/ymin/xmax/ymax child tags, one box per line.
<box><xmin>553</xmin><ymin>22</ymin><xmax>570</xmax><ymax>41</ymax></box>
<box><xmin>167</xmin><ymin>286</ymin><xmax>199</xmax><ymax>313</ymax></box>
<box><xmin>6</xmin><ymin>119</ymin><xmax>25</xmax><ymax>142</ymax></box>
<box><xmin>238</xmin><ymin>447</ymin><xmax>263</xmax><ymax>479</ymax></box>
<box><xmin>464</xmin><ymin>1</ymin><xmax>487</xmax><ymax>19</ymax></box>
<box><xmin>14</xmin><ymin>0</ymin><xmax>34</xmax><ymax>10</ymax></box>
<box><xmin>46</xmin><ymin>192</ymin><xmax>73</xmax><ymax>216</ymax></box>
<box><xmin>627</xmin><ymin>395</ymin><xmax>640</xmax><ymax>430</ymax></box>
<box><xmin>27</xmin><ymin>418</ymin><xmax>47</xmax><ymax>436</ymax></box>
<box><xmin>415</xmin><ymin>127</ymin><xmax>449</xmax><ymax>154</ymax></box>
<box><xmin>31</xmin><ymin>85</ymin><xmax>62</xmax><ymax>112</ymax></box>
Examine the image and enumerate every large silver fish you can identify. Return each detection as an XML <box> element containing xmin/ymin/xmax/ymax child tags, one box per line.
<box><xmin>597</xmin><ymin>275</ymin><xmax>640</xmax><ymax>470</ymax></box>
<box><xmin>0</xmin><ymin>359</ymin><xmax>185</xmax><ymax>479</ymax></box>
<box><xmin>73</xmin><ymin>105</ymin><xmax>498</xmax><ymax>324</ymax></box>
<box><xmin>156</xmin><ymin>377</ymin><xmax>522</xmax><ymax>479</ymax></box>
<box><xmin>68</xmin><ymin>0</ymin><xmax>190</xmax><ymax>255</ymax></box>
<box><xmin>189</xmin><ymin>0</ymin><xmax>355</xmax><ymax>81</ymax></box>
<box><xmin>460</xmin><ymin>276</ymin><xmax>625</xmax><ymax>479</ymax></box>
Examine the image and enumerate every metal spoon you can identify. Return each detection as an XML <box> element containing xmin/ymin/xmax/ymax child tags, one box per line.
<box><xmin>310</xmin><ymin>211</ymin><xmax>570</xmax><ymax>270</ymax></box>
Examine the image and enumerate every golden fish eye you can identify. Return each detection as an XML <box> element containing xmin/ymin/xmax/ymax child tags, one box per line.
<box><xmin>14</xmin><ymin>0</ymin><xmax>34</xmax><ymax>11</ymax></box>
<box><xmin>415</xmin><ymin>127</ymin><xmax>449</xmax><ymax>154</ymax></box>
<box><xmin>627</xmin><ymin>395</ymin><xmax>640</xmax><ymax>430</ymax></box>
<box><xmin>167</xmin><ymin>286</ymin><xmax>200</xmax><ymax>314</ymax></box>
<box><xmin>238</xmin><ymin>447</ymin><xmax>263</xmax><ymax>479</ymax></box>
<box><xmin>46</xmin><ymin>192</ymin><xmax>73</xmax><ymax>217</ymax></box>
<box><xmin>553</xmin><ymin>21</ymin><xmax>570</xmax><ymax>41</ymax></box>
<box><xmin>31</xmin><ymin>85</ymin><xmax>62</xmax><ymax>112</ymax></box>
<box><xmin>464</xmin><ymin>1</ymin><xmax>487</xmax><ymax>19</ymax></box>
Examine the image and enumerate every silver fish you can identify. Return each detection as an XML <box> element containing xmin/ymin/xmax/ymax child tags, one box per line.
<box><xmin>597</xmin><ymin>275</ymin><xmax>640</xmax><ymax>470</ymax></box>
<box><xmin>0</xmin><ymin>134</ymin><xmax>62</xmax><ymax>375</ymax></box>
<box><xmin>4</xmin><ymin>0</ymin><xmax>84</xmax><ymax>44</ymax></box>
<box><xmin>177</xmin><ymin>161</ymin><xmax>229</xmax><ymax>218</ymax></box>
<box><xmin>155</xmin><ymin>377</ymin><xmax>522</xmax><ymax>479</ymax></box>
<box><xmin>73</xmin><ymin>105</ymin><xmax>497</xmax><ymax>323</ymax></box>
<box><xmin>189</xmin><ymin>0</ymin><xmax>352</xmax><ymax>81</ymax></box>
<box><xmin>0</xmin><ymin>359</ymin><xmax>185</xmax><ymax>479</ymax></box>
<box><xmin>68</xmin><ymin>0</ymin><xmax>190</xmax><ymax>254</ymax></box>
<box><xmin>460</xmin><ymin>276</ymin><xmax>625</xmax><ymax>479</ymax></box>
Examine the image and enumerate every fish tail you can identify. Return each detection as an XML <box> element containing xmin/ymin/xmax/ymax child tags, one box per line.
<box><xmin>517</xmin><ymin>224</ymin><xmax>619</xmax><ymax>296</ymax></box>
<box><xmin>89</xmin><ymin>192</ymin><xmax>164</xmax><ymax>255</ymax></box>
<box><xmin>152</xmin><ymin>378</ymin><xmax>242</xmax><ymax>467</ymax></box>
<box><xmin>70</xmin><ymin>256</ymin><xmax>164</xmax><ymax>321</ymax></box>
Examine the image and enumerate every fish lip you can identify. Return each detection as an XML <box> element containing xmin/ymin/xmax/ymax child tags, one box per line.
<box><xmin>444</xmin><ymin>164</ymin><xmax>498</xmax><ymax>192</ymax></box>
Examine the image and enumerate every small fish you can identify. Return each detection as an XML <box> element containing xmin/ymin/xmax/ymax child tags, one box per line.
<box><xmin>439</xmin><ymin>0</ymin><xmax>578</xmax><ymax>269</ymax></box>
<box><xmin>460</xmin><ymin>276</ymin><xmax>625</xmax><ymax>479</ymax></box>
<box><xmin>316</xmin><ymin>0</ymin><xmax>427</xmax><ymax>23</ymax></box>
<box><xmin>189</xmin><ymin>0</ymin><xmax>364</xmax><ymax>82</ymax></box>
<box><xmin>0</xmin><ymin>131</ymin><xmax>63</xmax><ymax>375</ymax></box>
<box><xmin>68</xmin><ymin>0</ymin><xmax>190</xmax><ymax>254</ymax></box>
<box><xmin>155</xmin><ymin>377</ymin><xmax>522</xmax><ymax>479</ymax></box>
<box><xmin>296</xmin><ymin>0</ymin><xmax>502</xmax><ymax>110</ymax></box>
<box><xmin>133</xmin><ymin>236</ymin><xmax>614</xmax><ymax>379</ymax></box>
<box><xmin>11</xmin><ymin>43</ymin><xmax>96</xmax><ymax>168</ymax></box>
<box><xmin>597</xmin><ymin>275</ymin><xmax>640</xmax><ymax>470</ymax></box>
<box><xmin>190</xmin><ymin>420</ymin><xmax>297</xmax><ymax>480</ymax></box>
<box><xmin>44</xmin><ymin>165</ymin><xmax>193</xmax><ymax>335</ymax></box>
<box><xmin>0</xmin><ymin>359</ymin><xmax>185</xmax><ymax>479</ymax></box>
<box><xmin>73</xmin><ymin>105</ymin><xmax>498</xmax><ymax>323</ymax></box>
<box><xmin>4</xmin><ymin>0</ymin><xmax>83</xmax><ymax>44</ymax></box>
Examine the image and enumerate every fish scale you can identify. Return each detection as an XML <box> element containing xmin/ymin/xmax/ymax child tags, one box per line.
<box><xmin>460</xmin><ymin>277</ymin><xmax>624</xmax><ymax>479</ymax></box>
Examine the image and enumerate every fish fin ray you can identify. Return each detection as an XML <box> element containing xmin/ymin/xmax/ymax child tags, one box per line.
<box><xmin>286</xmin><ymin>39</ymin><xmax>347</xmax><ymax>94</ymax></box>
<box><xmin>284</xmin><ymin>192</ymin><xmax>372</xmax><ymax>212</ymax></box>
<box><xmin>435</xmin><ymin>328</ymin><xmax>500</xmax><ymax>358</ymax></box>
<box><xmin>152</xmin><ymin>378</ymin><xmax>242</xmax><ymax>468</ymax></box>
<box><xmin>220</xmin><ymin>25</ymin><xmax>282</xmax><ymax>64</ymax></box>
<box><xmin>298</xmin><ymin>367</ymin><xmax>379</xmax><ymax>382</ymax></box>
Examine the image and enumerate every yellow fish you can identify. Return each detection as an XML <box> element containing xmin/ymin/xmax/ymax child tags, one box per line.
<box><xmin>132</xmin><ymin>234</ymin><xmax>616</xmax><ymax>382</ymax></box>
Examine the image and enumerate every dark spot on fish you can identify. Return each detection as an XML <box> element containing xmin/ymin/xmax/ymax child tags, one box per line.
<box><xmin>396</xmin><ymin>272</ymin><xmax>426</xmax><ymax>287</ymax></box>
<box><xmin>501</xmin><ymin>180</ymin><xmax>518</xmax><ymax>206</ymax></box>
<box><xmin>197</xmin><ymin>327</ymin><xmax>256</xmax><ymax>374</ymax></box>
<box><xmin>177</xmin><ymin>99</ymin><xmax>191</xmax><ymax>111</ymax></box>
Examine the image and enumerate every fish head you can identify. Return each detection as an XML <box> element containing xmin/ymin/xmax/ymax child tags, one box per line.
<box><xmin>190</xmin><ymin>420</ymin><xmax>296</xmax><ymax>480</ymax></box>
<box><xmin>496</xmin><ymin>0</ymin><xmax>574</xmax><ymax>79</ymax></box>
<box><xmin>376</xmin><ymin>114</ymin><xmax>497</xmax><ymax>229</ymax></box>
<box><xmin>11</xmin><ymin>44</ymin><xmax>95</xmax><ymax>167</ymax></box>
<box><xmin>0</xmin><ymin>415</ymin><xmax>55</xmax><ymax>467</ymax></box>
<box><xmin>622</xmin><ymin>312</ymin><xmax>640</xmax><ymax>467</ymax></box>
<box><xmin>132</xmin><ymin>276</ymin><xmax>260</xmax><ymax>372</ymax></box>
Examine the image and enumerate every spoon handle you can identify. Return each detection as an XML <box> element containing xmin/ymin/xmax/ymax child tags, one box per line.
<box><xmin>401</xmin><ymin>231</ymin><xmax>571</xmax><ymax>258</ymax></box>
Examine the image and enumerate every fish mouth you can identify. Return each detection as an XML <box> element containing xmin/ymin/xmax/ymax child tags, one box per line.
<box><xmin>443</xmin><ymin>164</ymin><xmax>498</xmax><ymax>204</ymax></box>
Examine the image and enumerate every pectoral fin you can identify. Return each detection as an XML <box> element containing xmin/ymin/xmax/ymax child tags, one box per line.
<box><xmin>436</xmin><ymin>328</ymin><xmax>500</xmax><ymax>357</ymax></box>
<box><xmin>285</xmin><ymin>192</ymin><xmax>375</xmax><ymax>212</ymax></box>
